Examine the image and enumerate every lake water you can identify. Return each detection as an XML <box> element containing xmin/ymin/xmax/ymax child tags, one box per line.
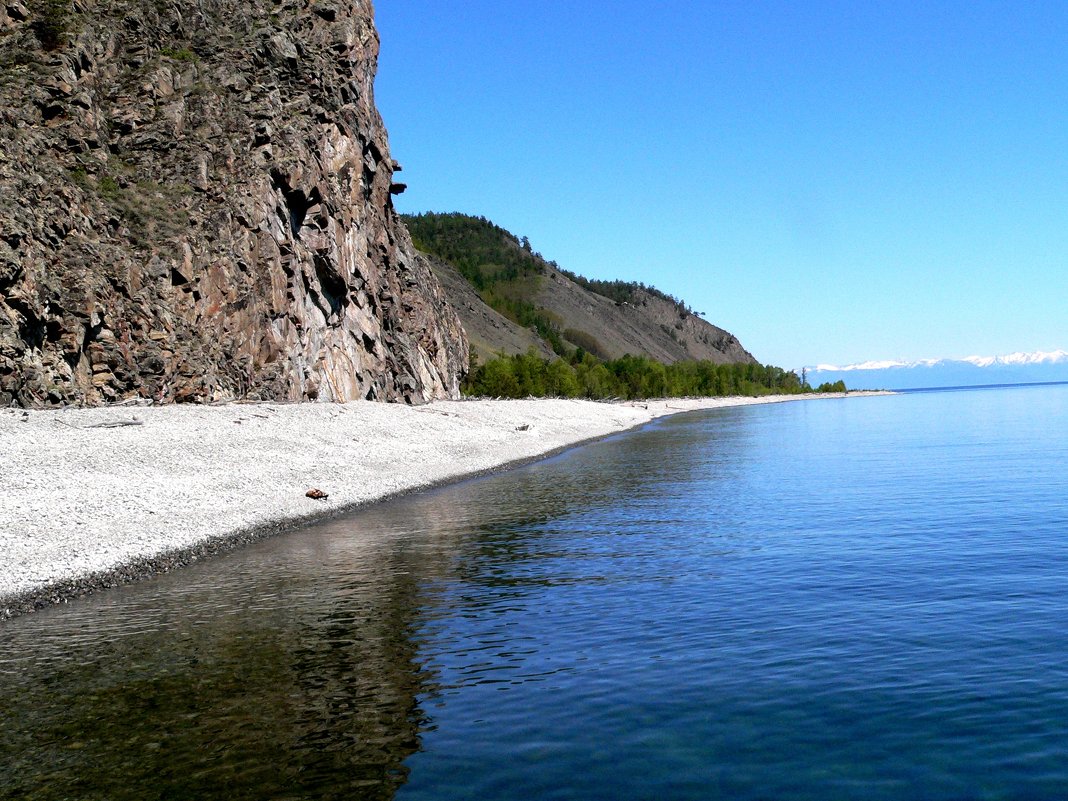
<box><xmin>3</xmin><ymin>386</ymin><xmax>1068</xmax><ymax>800</ymax></box>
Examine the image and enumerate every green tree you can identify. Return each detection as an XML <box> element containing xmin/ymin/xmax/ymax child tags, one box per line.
<box><xmin>469</xmin><ymin>358</ymin><xmax>520</xmax><ymax>397</ymax></box>
<box><xmin>544</xmin><ymin>359</ymin><xmax>581</xmax><ymax>397</ymax></box>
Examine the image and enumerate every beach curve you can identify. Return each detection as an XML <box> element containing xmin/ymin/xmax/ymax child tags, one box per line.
<box><xmin>0</xmin><ymin>393</ymin><xmax>887</xmax><ymax>618</ymax></box>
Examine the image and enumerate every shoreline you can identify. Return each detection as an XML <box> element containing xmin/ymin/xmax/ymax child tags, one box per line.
<box><xmin>0</xmin><ymin>392</ymin><xmax>890</xmax><ymax>619</ymax></box>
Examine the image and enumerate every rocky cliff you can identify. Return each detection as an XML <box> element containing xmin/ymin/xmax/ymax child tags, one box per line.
<box><xmin>0</xmin><ymin>0</ymin><xmax>467</xmax><ymax>406</ymax></box>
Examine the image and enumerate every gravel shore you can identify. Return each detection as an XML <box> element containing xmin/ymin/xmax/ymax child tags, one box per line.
<box><xmin>0</xmin><ymin>394</ymin><xmax>880</xmax><ymax>618</ymax></box>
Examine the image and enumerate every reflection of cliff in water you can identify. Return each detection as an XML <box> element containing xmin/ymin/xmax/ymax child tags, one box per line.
<box><xmin>0</xmin><ymin>534</ymin><xmax>438</xmax><ymax>800</ymax></box>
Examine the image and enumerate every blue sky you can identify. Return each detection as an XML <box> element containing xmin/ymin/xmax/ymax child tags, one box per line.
<box><xmin>374</xmin><ymin>1</ymin><xmax>1068</xmax><ymax>369</ymax></box>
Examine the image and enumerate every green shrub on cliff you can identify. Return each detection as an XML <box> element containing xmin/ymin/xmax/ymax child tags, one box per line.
<box><xmin>556</xmin><ymin>271</ymin><xmax>693</xmax><ymax>314</ymax></box>
<box><xmin>404</xmin><ymin>212</ymin><xmax>571</xmax><ymax>354</ymax></box>
<box><xmin>32</xmin><ymin>0</ymin><xmax>69</xmax><ymax>50</ymax></box>
<box><xmin>563</xmin><ymin>328</ymin><xmax>608</xmax><ymax>360</ymax></box>
<box><xmin>159</xmin><ymin>46</ymin><xmax>197</xmax><ymax>62</ymax></box>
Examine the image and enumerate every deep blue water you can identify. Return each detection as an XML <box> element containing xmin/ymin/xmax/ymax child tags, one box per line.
<box><xmin>3</xmin><ymin>385</ymin><xmax>1068</xmax><ymax>799</ymax></box>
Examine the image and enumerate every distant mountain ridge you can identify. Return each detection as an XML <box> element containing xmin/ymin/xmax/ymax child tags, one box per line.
<box><xmin>807</xmin><ymin>350</ymin><xmax>1068</xmax><ymax>390</ymax></box>
<box><xmin>403</xmin><ymin>212</ymin><xmax>755</xmax><ymax>366</ymax></box>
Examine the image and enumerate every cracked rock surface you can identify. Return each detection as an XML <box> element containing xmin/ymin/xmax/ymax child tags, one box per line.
<box><xmin>0</xmin><ymin>0</ymin><xmax>467</xmax><ymax>407</ymax></box>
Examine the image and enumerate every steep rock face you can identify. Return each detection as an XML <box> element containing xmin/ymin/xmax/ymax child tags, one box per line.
<box><xmin>0</xmin><ymin>0</ymin><xmax>467</xmax><ymax>406</ymax></box>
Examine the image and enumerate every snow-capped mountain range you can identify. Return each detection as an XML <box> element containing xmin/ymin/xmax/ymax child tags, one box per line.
<box><xmin>805</xmin><ymin>350</ymin><xmax>1068</xmax><ymax>390</ymax></box>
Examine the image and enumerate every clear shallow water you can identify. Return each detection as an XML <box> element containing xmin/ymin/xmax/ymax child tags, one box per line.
<box><xmin>3</xmin><ymin>386</ymin><xmax>1068</xmax><ymax>799</ymax></box>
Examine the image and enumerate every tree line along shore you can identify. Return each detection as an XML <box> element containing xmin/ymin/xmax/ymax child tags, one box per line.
<box><xmin>465</xmin><ymin>350</ymin><xmax>847</xmax><ymax>400</ymax></box>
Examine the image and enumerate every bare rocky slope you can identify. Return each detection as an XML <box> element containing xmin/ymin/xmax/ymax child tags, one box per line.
<box><xmin>0</xmin><ymin>0</ymin><xmax>467</xmax><ymax>407</ymax></box>
<box><xmin>427</xmin><ymin>256</ymin><xmax>553</xmax><ymax>363</ymax></box>
<box><xmin>534</xmin><ymin>269</ymin><xmax>755</xmax><ymax>364</ymax></box>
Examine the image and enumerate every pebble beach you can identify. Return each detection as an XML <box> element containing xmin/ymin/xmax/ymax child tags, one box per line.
<box><xmin>0</xmin><ymin>394</ymin><xmax>877</xmax><ymax>617</ymax></box>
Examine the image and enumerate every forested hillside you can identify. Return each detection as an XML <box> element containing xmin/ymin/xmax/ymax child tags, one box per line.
<box><xmin>403</xmin><ymin>212</ymin><xmax>754</xmax><ymax>365</ymax></box>
<box><xmin>405</xmin><ymin>213</ymin><xmax>566</xmax><ymax>353</ymax></box>
<box><xmin>403</xmin><ymin>213</ymin><xmax>844</xmax><ymax>399</ymax></box>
